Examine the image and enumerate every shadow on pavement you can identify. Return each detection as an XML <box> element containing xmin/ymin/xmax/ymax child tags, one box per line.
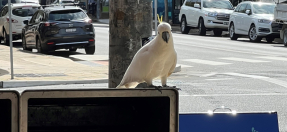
<box><xmin>47</xmin><ymin>50</ymin><xmax>84</xmax><ymax>58</ymax></box>
<box><xmin>0</xmin><ymin>41</ymin><xmax>22</xmax><ymax>48</ymax></box>
<box><xmin>0</xmin><ymin>69</ymin><xmax>9</xmax><ymax>76</ymax></box>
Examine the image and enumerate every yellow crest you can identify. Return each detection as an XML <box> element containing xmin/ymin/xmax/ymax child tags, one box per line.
<box><xmin>157</xmin><ymin>14</ymin><xmax>163</xmax><ymax>23</ymax></box>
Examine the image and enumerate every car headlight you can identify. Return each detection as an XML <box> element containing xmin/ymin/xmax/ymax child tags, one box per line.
<box><xmin>208</xmin><ymin>12</ymin><xmax>217</xmax><ymax>17</ymax></box>
<box><xmin>258</xmin><ymin>19</ymin><xmax>271</xmax><ymax>24</ymax></box>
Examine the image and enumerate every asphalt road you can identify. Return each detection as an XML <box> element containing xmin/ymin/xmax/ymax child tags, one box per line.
<box><xmin>9</xmin><ymin>23</ymin><xmax>287</xmax><ymax>132</ymax></box>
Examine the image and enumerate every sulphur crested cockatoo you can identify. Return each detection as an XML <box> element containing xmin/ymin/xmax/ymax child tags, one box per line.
<box><xmin>116</xmin><ymin>22</ymin><xmax>177</xmax><ymax>90</ymax></box>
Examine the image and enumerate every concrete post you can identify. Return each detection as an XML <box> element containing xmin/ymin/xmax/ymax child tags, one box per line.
<box><xmin>109</xmin><ymin>0</ymin><xmax>153</xmax><ymax>88</ymax></box>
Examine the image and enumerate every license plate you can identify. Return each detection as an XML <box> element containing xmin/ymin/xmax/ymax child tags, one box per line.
<box><xmin>66</xmin><ymin>28</ymin><xmax>76</xmax><ymax>32</ymax></box>
<box><xmin>223</xmin><ymin>22</ymin><xmax>229</xmax><ymax>25</ymax></box>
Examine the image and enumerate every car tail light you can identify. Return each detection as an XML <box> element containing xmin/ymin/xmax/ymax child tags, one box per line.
<box><xmin>6</xmin><ymin>18</ymin><xmax>18</xmax><ymax>23</ymax></box>
<box><xmin>89</xmin><ymin>39</ymin><xmax>94</xmax><ymax>42</ymax></box>
<box><xmin>45</xmin><ymin>22</ymin><xmax>57</xmax><ymax>27</ymax></box>
<box><xmin>47</xmin><ymin>42</ymin><xmax>54</xmax><ymax>45</ymax></box>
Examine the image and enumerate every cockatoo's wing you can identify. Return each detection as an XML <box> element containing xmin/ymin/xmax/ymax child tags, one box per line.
<box><xmin>116</xmin><ymin>44</ymin><xmax>154</xmax><ymax>88</ymax></box>
<box><xmin>168</xmin><ymin>52</ymin><xmax>177</xmax><ymax>77</ymax></box>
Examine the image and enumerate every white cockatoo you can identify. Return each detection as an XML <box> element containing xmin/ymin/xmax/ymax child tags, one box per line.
<box><xmin>116</xmin><ymin>22</ymin><xmax>177</xmax><ymax>90</ymax></box>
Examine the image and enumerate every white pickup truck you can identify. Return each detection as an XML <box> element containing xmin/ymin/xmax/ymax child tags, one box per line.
<box><xmin>274</xmin><ymin>0</ymin><xmax>287</xmax><ymax>45</ymax></box>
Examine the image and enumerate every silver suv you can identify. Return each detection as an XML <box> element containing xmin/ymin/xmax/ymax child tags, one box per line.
<box><xmin>179</xmin><ymin>0</ymin><xmax>234</xmax><ymax>36</ymax></box>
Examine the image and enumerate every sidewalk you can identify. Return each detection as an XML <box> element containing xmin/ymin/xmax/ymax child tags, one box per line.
<box><xmin>0</xmin><ymin>45</ymin><xmax>108</xmax><ymax>88</ymax></box>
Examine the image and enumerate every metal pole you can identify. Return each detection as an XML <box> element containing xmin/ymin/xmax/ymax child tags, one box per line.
<box><xmin>155</xmin><ymin>0</ymin><xmax>157</xmax><ymax>35</ymax></box>
<box><xmin>8</xmin><ymin>0</ymin><xmax>14</xmax><ymax>79</ymax></box>
<box><xmin>96</xmin><ymin>0</ymin><xmax>100</xmax><ymax>19</ymax></box>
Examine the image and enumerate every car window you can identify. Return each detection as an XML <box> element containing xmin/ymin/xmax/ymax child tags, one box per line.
<box><xmin>185</xmin><ymin>0</ymin><xmax>193</xmax><ymax>7</ymax></box>
<box><xmin>234</xmin><ymin>4</ymin><xmax>241</xmax><ymax>12</ymax></box>
<box><xmin>252</xmin><ymin>3</ymin><xmax>275</xmax><ymax>14</ymax></box>
<box><xmin>29</xmin><ymin>11</ymin><xmax>39</xmax><ymax>24</ymax></box>
<box><xmin>0</xmin><ymin>6</ymin><xmax>8</xmax><ymax>17</ymax></box>
<box><xmin>202</xmin><ymin>0</ymin><xmax>233</xmax><ymax>10</ymax></box>
<box><xmin>35</xmin><ymin>11</ymin><xmax>44</xmax><ymax>23</ymax></box>
<box><xmin>194</xmin><ymin>0</ymin><xmax>201</xmax><ymax>7</ymax></box>
<box><xmin>48</xmin><ymin>9</ymin><xmax>87</xmax><ymax>21</ymax></box>
<box><xmin>12</xmin><ymin>6</ymin><xmax>40</xmax><ymax>17</ymax></box>
<box><xmin>238</xmin><ymin>3</ymin><xmax>247</xmax><ymax>13</ymax></box>
<box><xmin>245</xmin><ymin>4</ymin><xmax>251</xmax><ymax>12</ymax></box>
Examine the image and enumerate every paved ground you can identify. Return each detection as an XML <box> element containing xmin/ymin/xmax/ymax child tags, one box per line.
<box><xmin>0</xmin><ymin>43</ymin><xmax>108</xmax><ymax>81</ymax></box>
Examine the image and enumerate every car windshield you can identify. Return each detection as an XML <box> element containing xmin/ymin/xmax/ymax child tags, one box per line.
<box><xmin>12</xmin><ymin>6</ymin><xmax>39</xmax><ymax>17</ymax></box>
<box><xmin>252</xmin><ymin>3</ymin><xmax>275</xmax><ymax>14</ymax></box>
<box><xmin>49</xmin><ymin>9</ymin><xmax>87</xmax><ymax>21</ymax></box>
<box><xmin>203</xmin><ymin>0</ymin><xmax>233</xmax><ymax>9</ymax></box>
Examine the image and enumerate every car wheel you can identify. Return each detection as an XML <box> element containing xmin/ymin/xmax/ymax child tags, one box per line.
<box><xmin>229</xmin><ymin>23</ymin><xmax>238</xmax><ymax>40</ymax></box>
<box><xmin>199</xmin><ymin>18</ymin><xmax>206</xmax><ymax>36</ymax></box>
<box><xmin>284</xmin><ymin>30</ymin><xmax>287</xmax><ymax>47</ymax></box>
<box><xmin>22</xmin><ymin>35</ymin><xmax>32</xmax><ymax>51</ymax></box>
<box><xmin>69</xmin><ymin>48</ymin><xmax>77</xmax><ymax>52</ymax></box>
<box><xmin>266</xmin><ymin>37</ymin><xmax>275</xmax><ymax>43</ymax></box>
<box><xmin>181</xmin><ymin>17</ymin><xmax>190</xmax><ymax>34</ymax></box>
<box><xmin>248</xmin><ymin>25</ymin><xmax>261</xmax><ymax>42</ymax></box>
<box><xmin>85</xmin><ymin>45</ymin><xmax>95</xmax><ymax>55</ymax></box>
<box><xmin>37</xmin><ymin>39</ymin><xmax>47</xmax><ymax>53</ymax></box>
<box><xmin>213</xmin><ymin>29</ymin><xmax>222</xmax><ymax>37</ymax></box>
<box><xmin>3</xmin><ymin>30</ymin><xmax>9</xmax><ymax>46</ymax></box>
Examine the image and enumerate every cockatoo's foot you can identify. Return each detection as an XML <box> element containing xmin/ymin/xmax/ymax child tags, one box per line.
<box><xmin>148</xmin><ymin>84</ymin><xmax>162</xmax><ymax>94</ymax></box>
<box><xmin>162</xmin><ymin>85</ymin><xmax>181</xmax><ymax>90</ymax></box>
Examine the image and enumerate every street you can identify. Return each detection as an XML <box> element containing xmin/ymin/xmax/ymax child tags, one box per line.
<box><xmin>3</xmin><ymin>22</ymin><xmax>287</xmax><ymax>132</ymax></box>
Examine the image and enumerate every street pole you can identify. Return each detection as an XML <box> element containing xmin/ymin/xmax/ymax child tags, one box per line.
<box><xmin>8</xmin><ymin>0</ymin><xmax>14</xmax><ymax>79</ymax></box>
<box><xmin>155</xmin><ymin>0</ymin><xmax>157</xmax><ymax>35</ymax></box>
<box><xmin>109</xmin><ymin>0</ymin><xmax>153</xmax><ymax>88</ymax></box>
<box><xmin>96</xmin><ymin>0</ymin><xmax>100</xmax><ymax>19</ymax></box>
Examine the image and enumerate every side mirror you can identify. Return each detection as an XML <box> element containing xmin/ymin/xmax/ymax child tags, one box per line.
<box><xmin>23</xmin><ymin>20</ymin><xmax>29</xmax><ymax>25</ymax></box>
<box><xmin>245</xmin><ymin>9</ymin><xmax>251</xmax><ymax>15</ymax></box>
<box><xmin>194</xmin><ymin>3</ymin><xmax>200</xmax><ymax>8</ymax></box>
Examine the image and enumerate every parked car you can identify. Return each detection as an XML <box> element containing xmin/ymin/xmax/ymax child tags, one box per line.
<box><xmin>229</xmin><ymin>1</ymin><xmax>280</xmax><ymax>42</ymax></box>
<box><xmin>22</xmin><ymin>5</ymin><xmax>95</xmax><ymax>54</ymax></box>
<box><xmin>0</xmin><ymin>3</ymin><xmax>40</xmax><ymax>45</ymax></box>
<box><xmin>179</xmin><ymin>0</ymin><xmax>234</xmax><ymax>36</ymax></box>
<box><xmin>274</xmin><ymin>0</ymin><xmax>287</xmax><ymax>46</ymax></box>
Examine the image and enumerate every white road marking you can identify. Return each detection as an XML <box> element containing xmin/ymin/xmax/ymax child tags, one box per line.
<box><xmin>220</xmin><ymin>57</ymin><xmax>270</xmax><ymax>63</ymax></box>
<box><xmin>179</xmin><ymin>93</ymin><xmax>287</xmax><ymax>97</ymax></box>
<box><xmin>182</xmin><ymin>59</ymin><xmax>231</xmax><ymax>66</ymax></box>
<box><xmin>178</xmin><ymin>64</ymin><xmax>193</xmax><ymax>68</ymax></box>
<box><xmin>223</xmin><ymin>72</ymin><xmax>287</xmax><ymax>88</ymax></box>
<box><xmin>175</xmin><ymin>42</ymin><xmax>283</xmax><ymax>56</ymax></box>
<box><xmin>205</xmin><ymin>78</ymin><xmax>234</xmax><ymax>81</ymax></box>
<box><xmin>256</xmin><ymin>56</ymin><xmax>287</xmax><ymax>61</ymax></box>
<box><xmin>201</xmin><ymin>72</ymin><xmax>218</xmax><ymax>77</ymax></box>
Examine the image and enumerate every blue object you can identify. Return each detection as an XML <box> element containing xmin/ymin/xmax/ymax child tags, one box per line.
<box><xmin>179</xmin><ymin>112</ymin><xmax>279</xmax><ymax>132</ymax></box>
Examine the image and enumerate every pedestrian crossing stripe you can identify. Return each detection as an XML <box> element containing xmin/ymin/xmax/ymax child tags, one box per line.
<box><xmin>181</xmin><ymin>59</ymin><xmax>231</xmax><ymax>65</ymax></box>
<box><xmin>220</xmin><ymin>57</ymin><xmax>270</xmax><ymax>63</ymax></box>
<box><xmin>177</xmin><ymin>64</ymin><xmax>193</xmax><ymax>68</ymax></box>
<box><xmin>255</xmin><ymin>56</ymin><xmax>287</xmax><ymax>61</ymax></box>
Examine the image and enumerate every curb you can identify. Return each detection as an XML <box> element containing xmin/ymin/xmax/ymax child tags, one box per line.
<box><xmin>0</xmin><ymin>79</ymin><xmax>108</xmax><ymax>88</ymax></box>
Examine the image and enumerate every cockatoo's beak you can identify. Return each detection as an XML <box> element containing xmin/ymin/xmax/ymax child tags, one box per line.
<box><xmin>162</xmin><ymin>31</ymin><xmax>170</xmax><ymax>43</ymax></box>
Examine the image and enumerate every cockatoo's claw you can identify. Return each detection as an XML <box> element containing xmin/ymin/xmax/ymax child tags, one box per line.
<box><xmin>148</xmin><ymin>85</ymin><xmax>163</xmax><ymax>94</ymax></box>
<box><xmin>163</xmin><ymin>85</ymin><xmax>181</xmax><ymax>90</ymax></box>
<box><xmin>155</xmin><ymin>87</ymin><xmax>162</xmax><ymax>94</ymax></box>
<box><xmin>174</xmin><ymin>88</ymin><xmax>181</xmax><ymax>91</ymax></box>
